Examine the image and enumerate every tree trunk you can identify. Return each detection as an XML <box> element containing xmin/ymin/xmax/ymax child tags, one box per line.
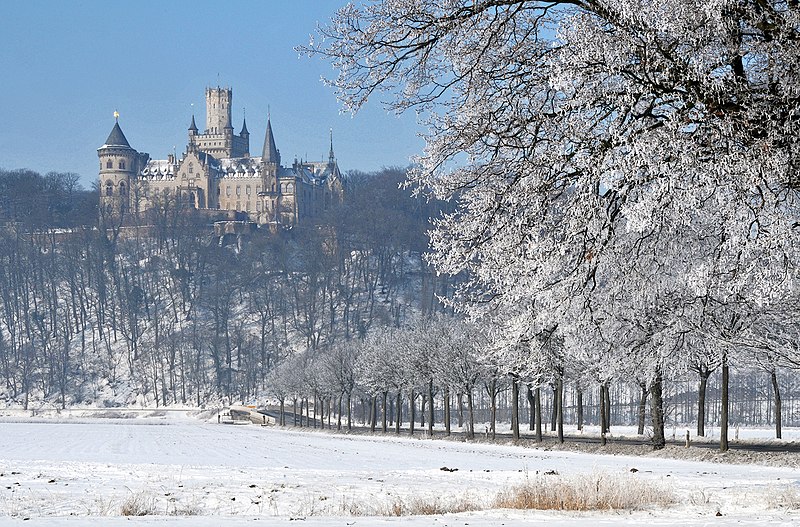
<box><xmin>534</xmin><ymin>387</ymin><xmax>542</xmax><ymax>442</ymax></box>
<box><xmin>720</xmin><ymin>356</ymin><xmax>729</xmax><ymax>452</ymax></box>
<box><xmin>427</xmin><ymin>379</ymin><xmax>434</xmax><ymax>438</ymax></box>
<box><xmin>556</xmin><ymin>377</ymin><xmax>563</xmax><ymax>444</ymax></box>
<box><xmin>382</xmin><ymin>391</ymin><xmax>388</xmax><ymax>433</ymax></box>
<box><xmin>637</xmin><ymin>382</ymin><xmax>648</xmax><ymax>435</ymax></box>
<box><xmin>279</xmin><ymin>397</ymin><xmax>285</xmax><ymax>426</ymax></box>
<box><xmin>337</xmin><ymin>394</ymin><xmax>343</xmax><ymax>431</ymax></box>
<box><xmin>444</xmin><ymin>388</ymin><xmax>451</xmax><ymax>436</ymax></box>
<box><xmin>457</xmin><ymin>393</ymin><xmax>464</xmax><ymax>428</ymax></box>
<box><xmin>420</xmin><ymin>393</ymin><xmax>426</xmax><ymax>427</ymax></box>
<box><xmin>550</xmin><ymin>386</ymin><xmax>557</xmax><ymax>431</ymax></box>
<box><xmin>395</xmin><ymin>391</ymin><xmax>402</xmax><ymax>435</ymax></box>
<box><xmin>600</xmin><ymin>384</ymin><xmax>607</xmax><ymax>445</ymax></box>
<box><xmin>576</xmin><ymin>389</ymin><xmax>583</xmax><ymax>432</ymax></box>
<box><xmin>409</xmin><ymin>390</ymin><xmax>416</xmax><ymax>436</ymax></box>
<box><xmin>466</xmin><ymin>389</ymin><xmax>475</xmax><ymax>439</ymax></box>
<box><xmin>526</xmin><ymin>385</ymin><xmax>535</xmax><ymax>431</ymax></box>
<box><xmin>772</xmin><ymin>369</ymin><xmax>782</xmax><ymax>440</ymax></box>
<box><xmin>489</xmin><ymin>378</ymin><xmax>497</xmax><ymax>439</ymax></box>
<box><xmin>511</xmin><ymin>378</ymin><xmax>520</xmax><ymax>441</ymax></box>
<box><xmin>370</xmin><ymin>395</ymin><xmax>377</xmax><ymax>432</ymax></box>
<box><xmin>603</xmin><ymin>384</ymin><xmax>611</xmax><ymax>433</ymax></box>
<box><xmin>697</xmin><ymin>370</ymin><xmax>710</xmax><ymax>437</ymax></box>
<box><xmin>650</xmin><ymin>372</ymin><xmax>665</xmax><ymax>450</ymax></box>
<box><xmin>347</xmin><ymin>392</ymin><xmax>352</xmax><ymax>431</ymax></box>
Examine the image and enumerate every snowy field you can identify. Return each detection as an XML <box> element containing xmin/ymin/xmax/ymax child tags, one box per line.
<box><xmin>0</xmin><ymin>411</ymin><xmax>798</xmax><ymax>526</ymax></box>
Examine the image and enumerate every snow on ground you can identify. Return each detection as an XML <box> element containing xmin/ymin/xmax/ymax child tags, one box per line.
<box><xmin>0</xmin><ymin>411</ymin><xmax>797</xmax><ymax>526</ymax></box>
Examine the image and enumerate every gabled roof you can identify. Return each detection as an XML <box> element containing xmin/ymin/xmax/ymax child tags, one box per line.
<box><xmin>103</xmin><ymin>122</ymin><xmax>131</xmax><ymax>148</ymax></box>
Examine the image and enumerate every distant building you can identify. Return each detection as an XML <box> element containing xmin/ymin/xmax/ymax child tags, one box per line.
<box><xmin>98</xmin><ymin>87</ymin><xmax>342</xmax><ymax>226</ymax></box>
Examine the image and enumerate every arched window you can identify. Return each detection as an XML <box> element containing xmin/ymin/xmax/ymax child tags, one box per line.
<box><xmin>118</xmin><ymin>160</ymin><xmax>126</xmax><ymax>170</ymax></box>
<box><xmin>119</xmin><ymin>182</ymin><xmax>127</xmax><ymax>196</ymax></box>
<box><xmin>106</xmin><ymin>160</ymin><xmax>113</xmax><ymax>169</ymax></box>
<box><xmin>105</xmin><ymin>181</ymin><xmax>113</xmax><ymax>197</ymax></box>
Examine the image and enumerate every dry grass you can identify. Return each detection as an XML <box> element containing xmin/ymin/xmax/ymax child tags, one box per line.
<box><xmin>120</xmin><ymin>491</ymin><xmax>158</xmax><ymax>516</ymax></box>
<box><xmin>342</xmin><ymin>495</ymin><xmax>481</xmax><ymax>516</ymax></box>
<box><xmin>493</xmin><ymin>472</ymin><xmax>674</xmax><ymax>511</ymax></box>
<box><xmin>767</xmin><ymin>485</ymin><xmax>800</xmax><ymax>510</ymax></box>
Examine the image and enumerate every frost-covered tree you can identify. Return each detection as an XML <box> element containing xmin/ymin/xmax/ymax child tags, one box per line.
<box><xmin>310</xmin><ymin>0</ymin><xmax>800</xmax><ymax>449</ymax></box>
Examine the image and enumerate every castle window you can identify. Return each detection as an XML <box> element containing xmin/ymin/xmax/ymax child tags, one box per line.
<box><xmin>236</xmin><ymin>201</ymin><xmax>241</xmax><ymax>210</ymax></box>
<box><xmin>106</xmin><ymin>160</ymin><xmax>113</xmax><ymax>169</ymax></box>
<box><xmin>105</xmin><ymin>181</ymin><xmax>113</xmax><ymax>196</ymax></box>
<box><xmin>217</xmin><ymin>188</ymin><xmax>221</xmax><ymax>196</ymax></box>
<box><xmin>256</xmin><ymin>185</ymin><xmax>261</xmax><ymax>193</ymax></box>
<box><xmin>236</xmin><ymin>186</ymin><xmax>241</xmax><ymax>196</ymax></box>
<box><xmin>246</xmin><ymin>186</ymin><xmax>251</xmax><ymax>196</ymax></box>
<box><xmin>119</xmin><ymin>182</ymin><xmax>127</xmax><ymax>196</ymax></box>
<box><xmin>246</xmin><ymin>201</ymin><xmax>250</xmax><ymax>211</ymax></box>
<box><xmin>226</xmin><ymin>186</ymin><xmax>231</xmax><ymax>197</ymax></box>
<box><xmin>188</xmin><ymin>164</ymin><xmax>193</xmax><ymax>174</ymax></box>
<box><xmin>118</xmin><ymin>160</ymin><xmax>126</xmax><ymax>170</ymax></box>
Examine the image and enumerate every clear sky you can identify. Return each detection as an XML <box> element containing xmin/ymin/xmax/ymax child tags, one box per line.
<box><xmin>0</xmin><ymin>1</ymin><xmax>423</xmax><ymax>189</ymax></box>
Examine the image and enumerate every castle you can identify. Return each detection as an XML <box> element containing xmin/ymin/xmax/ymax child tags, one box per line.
<box><xmin>98</xmin><ymin>87</ymin><xmax>342</xmax><ymax>226</ymax></box>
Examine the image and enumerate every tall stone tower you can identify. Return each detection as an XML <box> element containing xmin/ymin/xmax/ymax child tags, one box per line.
<box><xmin>192</xmin><ymin>87</ymin><xmax>249</xmax><ymax>158</ymax></box>
<box><xmin>98</xmin><ymin>115</ymin><xmax>139</xmax><ymax>220</ymax></box>
<box><xmin>205</xmin><ymin>87</ymin><xmax>232</xmax><ymax>134</ymax></box>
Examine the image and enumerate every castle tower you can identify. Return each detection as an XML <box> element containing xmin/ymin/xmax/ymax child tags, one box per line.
<box><xmin>259</xmin><ymin>116</ymin><xmax>282</xmax><ymax>223</ymax></box>
<box><xmin>205</xmin><ymin>87</ymin><xmax>232</xmax><ymax>133</ymax></box>
<box><xmin>98</xmin><ymin>114</ymin><xmax>138</xmax><ymax>220</ymax></box>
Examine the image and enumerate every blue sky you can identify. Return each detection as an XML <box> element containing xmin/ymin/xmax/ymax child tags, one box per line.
<box><xmin>0</xmin><ymin>1</ymin><xmax>423</xmax><ymax>189</ymax></box>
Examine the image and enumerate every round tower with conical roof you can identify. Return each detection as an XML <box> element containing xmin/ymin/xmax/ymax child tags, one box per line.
<box><xmin>98</xmin><ymin>115</ymin><xmax>138</xmax><ymax>219</ymax></box>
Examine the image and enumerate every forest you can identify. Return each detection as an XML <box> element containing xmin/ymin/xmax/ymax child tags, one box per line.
<box><xmin>0</xmin><ymin>161</ymin><xmax>798</xmax><ymax>452</ymax></box>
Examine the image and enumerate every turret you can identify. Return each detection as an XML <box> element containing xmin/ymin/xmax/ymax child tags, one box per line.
<box><xmin>98</xmin><ymin>113</ymin><xmax>139</xmax><ymax>220</ymax></box>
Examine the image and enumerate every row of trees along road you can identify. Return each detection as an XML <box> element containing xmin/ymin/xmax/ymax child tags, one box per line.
<box><xmin>308</xmin><ymin>0</ymin><xmax>800</xmax><ymax>450</ymax></box>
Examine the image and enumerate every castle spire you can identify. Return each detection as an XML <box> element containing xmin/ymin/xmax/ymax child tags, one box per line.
<box><xmin>262</xmin><ymin>116</ymin><xmax>280</xmax><ymax>165</ymax></box>
<box><xmin>189</xmin><ymin>114</ymin><xmax>198</xmax><ymax>132</ymax></box>
<box><xmin>328</xmin><ymin>128</ymin><xmax>335</xmax><ymax>165</ymax></box>
<box><xmin>240</xmin><ymin>109</ymin><xmax>249</xmax><ymax>136</ymax></box>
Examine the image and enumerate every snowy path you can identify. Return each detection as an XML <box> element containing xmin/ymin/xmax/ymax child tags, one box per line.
<box><xmin>0</xmin><ymin>413</ymin><xmax>797</xmax><ymax>526</ymax></box>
